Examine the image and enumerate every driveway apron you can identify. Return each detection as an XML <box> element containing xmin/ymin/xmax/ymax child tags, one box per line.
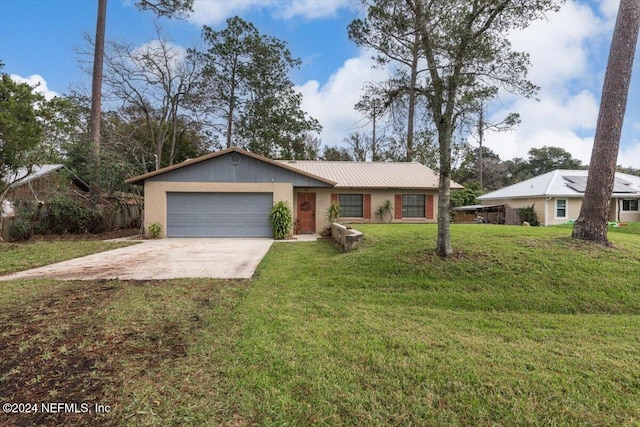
<box><xmin>0</xmin><ymin>238</ymin><xmax>273</xmax><ymax>281</ymax></box>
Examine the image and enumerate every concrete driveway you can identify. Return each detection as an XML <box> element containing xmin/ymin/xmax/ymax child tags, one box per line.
<box><xmin>0</xmin><ymin>238</ymin><xmax>273</xmax><ymax>281</ymax></box>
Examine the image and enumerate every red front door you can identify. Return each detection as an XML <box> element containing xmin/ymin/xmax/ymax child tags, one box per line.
<box><xmin>296</xmin><ymin>193</ymin><xmax>316</xmax><ymax>234</ymax></box>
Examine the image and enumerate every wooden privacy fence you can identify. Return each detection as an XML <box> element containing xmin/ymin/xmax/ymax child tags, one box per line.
<box><xmin>97</xmin><ymin>199</ymin><xmax>142</xmax><ymax>230</ymax></box>
<box><xmin>453</xmin><ymin>206</ymin><xmax>522</xmax><ymax>225</ymax></box>
<box><xmin>505</xmin><ymin>208</ymin><xmax>521</xmax><ymax>225</ymax></box>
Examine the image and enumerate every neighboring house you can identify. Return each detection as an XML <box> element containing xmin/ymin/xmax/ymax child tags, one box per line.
<box><xmin>126</xmin><ymin>146</ymin><xmax>463</xmax><ymax>237</ymax></box>
<box><xmin>1</xmin><ymin>164</ymin><xmax>89</xmax><ymax>218</ymax></box>
<box><xmin>477</xmin><ymin>169</ymin><xmax>640</xmax><ymax>226</ymax></box>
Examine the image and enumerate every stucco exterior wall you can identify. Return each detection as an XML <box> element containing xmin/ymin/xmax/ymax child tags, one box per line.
<box><xmin>619</xmin><ymin>210</ymin><xmax>640</xmax><ymax>222</ymax></box>
<box><xmin>611</xmin><ymin>198</ymin><xmax>640</xmax><ymax>223</ymax></box>
<box><xmin>295</xmin><ymin>189</ymin><xmax>439</xmax><ymax>233</ymax></box>
<box><xmin>143</xmin><ymin>181</ymin><xmax>293</xmax><ymax>237</ymax></box>
<box><xmin>480</xmin><ymin>196</ymin><xmax>637</xmax><ymax>226</ymax></box>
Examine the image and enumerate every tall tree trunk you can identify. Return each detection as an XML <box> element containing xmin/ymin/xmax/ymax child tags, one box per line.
<box><xmin>572</xmin><ymin>0</ymin><xmax>640</xmax><ymax>244</ymax></box>
<box><xmin>371</xmin><ymin>103</ymin><xmax>377</xmax><ymax>161</ymax></box>
<box><xmin>478</xmin><ymin>103</ymin><xmax>484</xmax><ymax>189</ymax></box>
<box><xmin>436</xmin><ymin>117</ymin><xmax>453</xmax><ymax>257</ymax></box>
<box><xmin>406</xmin><ymin>37</ymin><xmax>419</xmax><ymax>162</ymax></box>
<box><xmin>225</xmin><ymin>64</ymin><xmax>238</xmax><ymax>148</ymax></box>
<box><xmin>90</xmin><ymin>0</ymin><xmax>107</xmax><ymax>161</ymax></box>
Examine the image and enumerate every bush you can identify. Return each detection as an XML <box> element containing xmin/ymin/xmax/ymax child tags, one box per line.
<box><xmin>9</xmin><ymin>217</ymin><xmax>32</xmax><ymax>241</ymax></box>
<box><xmin>149</xmin><ymin>222</ymin><xmax>162</xmax><ymax>238</ymax></box>
<box><xmin>519</xmin><ymin>205</ymin><xmax>539</xmax><ymax>226</ymax></box>
<box><xmin>8</xmin><ymin>205</ymin><xmax>35</xmax><ymax>241</ymax></box>
<box><xmin>40</xmin><ymin>195</ymin><xmax>103</xmax><ymax>234</ymax></box>
<box><xmin>375</xmin><ymin>199</ymin><xmax>393</xmax><ymax>223</ymax></box>
<box><xmin>268</xmin><ymin>201</ymin><xmax>293</xmax><ymax>240</ymax></box>
<box><xmin>326</xmin><ymin>201</ymin><xmax>341</xmax><ymax>224</ymax></box>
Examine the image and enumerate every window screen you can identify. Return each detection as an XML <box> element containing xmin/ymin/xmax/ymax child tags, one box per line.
<box><xmin>556</xmin><ymin>199</ymin><xmax>567</xmax><ymax>218</ymax></box>
<box><xmin>402</xmin><ymin>194</ymin><xmax>425</xmax><ymax>218</ymax></box>
<box><xmin>339</xmin><ymin>194</ymin><xmax>363</xmax><ymax>217</ymax></box>
<box><xmin>622</xmin><ymin>199</ymin><xmax>639</xmax><ymax>211</ymax></box>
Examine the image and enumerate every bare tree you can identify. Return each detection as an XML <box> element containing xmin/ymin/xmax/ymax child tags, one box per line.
<box><xmin>103</xmin><ymin>24</ymin><xmax>200</xmax><ymax>170</ymax></box>
<box><xmin>86</xmin><ymin>0</ymin><xmax>194</xmax><ymax>180</ymax></box>
<box><xmin>355</xmin><ymin>89</ymin><xmax>389</xmax><ymax>161</ymax></box>
<box><xmin>573</xmin><ymin>0</ymin><xmax>640</xmax><ymax>244</ymax></box>
<box><xmin>345</xmin><ymin>132</ymin><xmax>371</xmax><ymax>162</ymax></box>
<box><xmin>473</xmin><ymin>101</ymin><xmax>520</xmax><ymax>189</ymax></box>
<box><xmin>349</xmin><ymin>1</ymin><xmax>425</xmax><ymax>161</ymax></box>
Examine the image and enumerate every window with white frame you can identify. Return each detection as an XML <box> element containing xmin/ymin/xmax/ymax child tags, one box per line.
<box><xmin>339</xmin><ymin>194</ymin><xmax>363</xmax><ymax>217</ymax></box>
<box><xmin>622</xmin><ymin>199</ymin><xmax>639</xmax><ymax>211</ymax></box>
<box><xmin>556</xmin><ymin>199</ymin><xmax>567</xmax><ymax>218</ymax></box>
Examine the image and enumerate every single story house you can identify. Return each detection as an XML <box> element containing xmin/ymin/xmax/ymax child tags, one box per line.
<box><xmin>1</xmin><ymin>164</ymin><xmax>90</xmax><ymax>218</ymax></box>
<box><xmin>477</xmin><ymin>169</ymin><xmax>640</xmax><ymax>226</ymax></box>
<box><xmin>126</xmin><ymin>147</ymin><xmax>463</xmax><ymax>238</ymax></box>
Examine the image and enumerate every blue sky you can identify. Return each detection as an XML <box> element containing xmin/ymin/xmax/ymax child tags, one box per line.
<box><xmin>1</xmin><ymin>0</ymin><xmax>638</xmax><ymax>168</ymax></box>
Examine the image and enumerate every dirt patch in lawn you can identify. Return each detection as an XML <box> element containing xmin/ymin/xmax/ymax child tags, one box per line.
<box><xmin>0</xmin><ymin>281</ymin><xmax>122</xmax><ymax>427</ymax></box>
<box><xmin>0</xmin><ymin>279</ymin><xmax>247</xmax><ymax>426</ymax></box>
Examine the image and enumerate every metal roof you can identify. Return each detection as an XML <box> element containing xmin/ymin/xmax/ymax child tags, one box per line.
<box><xmin>279</xmin><ymin>160</ymin><xmax>463</xmax><ymax>189</ymax></box>
<box><xmin>126</xmin><ymin>147</ymin><xmax>462</xmax><ymax>190</ymax></box>
<box><xmin>8</xmin><ymin>164</ymin><xmax>89</xmax><ymax>191</ymax></box>
<box><xmin>478</xmin><ymin>169</ymin><xmax>640</xmax><ymax>200</ymax></box>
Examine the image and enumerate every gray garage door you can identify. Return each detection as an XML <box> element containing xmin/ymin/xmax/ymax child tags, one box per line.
<box><xmin>166</xmin><ymin>192</ymin><xmax>273</xmax><ymax>237</ymax></box>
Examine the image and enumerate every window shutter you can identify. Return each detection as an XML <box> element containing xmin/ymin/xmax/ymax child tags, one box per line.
<box><xmin>395</xmin><ymin>194</ymin><xmax>402</xmax><ymax>219</ymax></box>
<box><xmin>331</xmin><ymin>193</ymin><xmax>338</xmax><ymax>203</ymax></box>
<box><xmin>426</xmin><ymin>194</ymin><xmax>434</xmax><ymax>219</ymax></box>
<box><xmin>363</xmin><ymin>194</ymin><xmax>371</xmax><ymax>219</ymax></box>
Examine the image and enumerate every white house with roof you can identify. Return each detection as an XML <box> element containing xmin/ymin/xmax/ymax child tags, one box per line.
<box><xmin>126</xmin><ymin>147</ymin><xmax>463</xmax><ymax>237</ymax></box>
<box><xmin>477</xmin><ymin>169</ymin><xmax>640</xmax><ymax>226</ymax></box>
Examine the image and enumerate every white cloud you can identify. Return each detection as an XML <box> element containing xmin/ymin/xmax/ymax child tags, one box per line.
<box><xmin>599</xmin><ymin>0</ymin><xmax>620</xmax><ymax>22</ymax></box>
<box><xmin>274</xmin><ymin>0</ymin><xmax>355</xmax><ymax>20</ymax></box>
<box><xmin>508</xmin><ymin>1</ymin><xmax>604</xmax><ymax>90</ymax></box>
<box><xmin>9</xmin><ymin>74</ymin><xmax>59</xmax><ymax>100</ymax></box>
<box><xmin>189</xmin><ymin>0</ymin><xmax>272</xmax><ymax>26</ymax></box>
<box><xmin>485</xmin><ymin>128</ymin><xmax>595</xmax><ymax>166</ymax></box>
<box><xmin>132</xmin><ymin>39</ymin><xmax>188</xmax><ymax>74</ymax></box>
<box><xmin>189</xmin><ymin>0</ymin><xmax>353</xmax><ymax>26</ymax></box>
<box><xmin>482</xmin><ymin>0</ymin><xmax>640</xmax><ymax>168</ymax></box>
<box><xmin>296</xmin><ymin>49</ymin><xmax>389</xmax><ymax>146</ymax></box>
<box><xmin>618</xmin><ymin>142</ymin><xmax>640</xmax><ymax>168</ymax></box>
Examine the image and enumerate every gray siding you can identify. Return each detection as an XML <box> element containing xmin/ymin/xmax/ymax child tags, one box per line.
<box><xmin>167</xmin><ymin>192</ymin><xmax>273</xmax><ymax>238</ymax></box>
<box><xmin>150</xmin><ymin>152</ymin><xmax>332</xmax><ymax>187</ymax></box>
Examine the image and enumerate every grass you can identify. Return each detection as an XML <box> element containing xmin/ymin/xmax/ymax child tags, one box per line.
<box><xmin>0</xmin><ymin>224</ymin><xmax>638</xmax><ymax>426</ymax></box>
<box><xmin>0</xmin><ymin>240</ymin><xmax>136</xmax><ymax>275</ymax></box>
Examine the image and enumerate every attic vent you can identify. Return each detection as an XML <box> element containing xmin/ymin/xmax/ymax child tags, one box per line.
<box><xmin>229</xmin><ymin>152</ymin><xmax>242</xmax><ymax>166</ymax></box>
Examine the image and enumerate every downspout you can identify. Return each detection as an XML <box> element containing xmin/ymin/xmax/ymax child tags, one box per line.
<box><xmin>544</xmin><ymin>197</ymin><xmax>550</xmax><ymax>227</ymax></box>
<box><xmin>542</xmin><ymin>170</ymin><xmax>558</xmax><ymax>227</ymax></box>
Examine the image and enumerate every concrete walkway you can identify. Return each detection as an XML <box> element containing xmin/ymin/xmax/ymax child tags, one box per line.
<box><xmin>0</xmin><ymin>238</ymin><xmax>274</xmax><ymax>281</ymax></box>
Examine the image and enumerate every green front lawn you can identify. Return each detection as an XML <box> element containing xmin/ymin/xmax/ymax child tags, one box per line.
<box><xmin>0</xmin><ymin>225</ymin><xmax>638</xmax><ymax>426</ymax></box>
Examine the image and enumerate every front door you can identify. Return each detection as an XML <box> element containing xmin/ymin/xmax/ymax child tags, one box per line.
<box><xmin>296</xmin><ymin>192</ymin><xmax>316</xmax><ymax>234</ymax></box>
